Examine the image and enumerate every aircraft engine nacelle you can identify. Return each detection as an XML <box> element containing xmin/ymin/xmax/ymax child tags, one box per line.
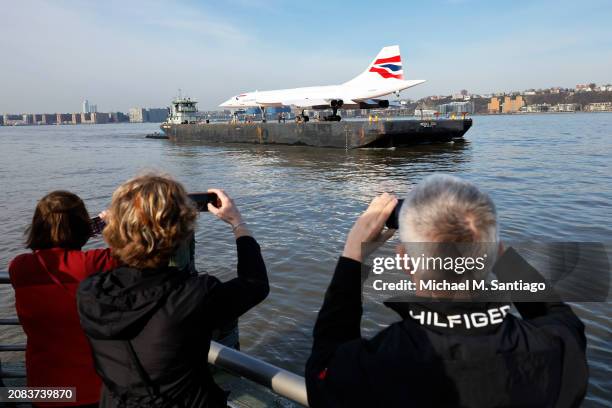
<box><xmin>330</xmin><ymin>99</ymin><xmax>344</xmax><ymax>108</ymax></box>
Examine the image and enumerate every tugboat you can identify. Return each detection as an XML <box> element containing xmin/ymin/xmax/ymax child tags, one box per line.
<box><xmin>167</xmin><ymin>96</ymin><xmax>199</xmax><ymax>125</ymax></box>
<box><xmin>161</xmin><ymin>98</ymin><xmax>472</xmax><ymax>149</ymax></box>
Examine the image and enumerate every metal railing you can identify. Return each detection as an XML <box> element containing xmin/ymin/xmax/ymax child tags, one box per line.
<box><xmin>0</xmin><ymin>271</ymin><xmax>309</xmax><ymax>406</ymax></box>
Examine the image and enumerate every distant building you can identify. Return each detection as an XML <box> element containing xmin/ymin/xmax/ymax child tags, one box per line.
<box><xmin>72</xmin><ymin>113</ymin><xmax>82</xmax><ymax>124</ymax></box>
<box><xmin>129</xmin><ymin>107</ymin><xmax>169</xmax><ymax>123</ymax></box>
<box><xmin>56</xmin><ymin>113</ymin><xmax>72</xmax><ymax>124</ymax></box>
<box><xmin>0</xmin><ymin>115</ymin><xmax>3</xmax><ymax>126</ymax></box>
<box><xmin>502</xmin><ymin>95</ymin><xmax>524</xmax><ymax>113</ymax></box>
<box><xmin>109</xmin><ymin>112</ymin><xmax>129</xmax><ymax>123</ymax></box>
<box><xmin>585</xmin><ymin>102</ymin><xmax>612</xmax><ymax>112</ymax></box>
<box><xmin>23</xmin><ymin>114</ymin><xmax>34</xmax><ymax>125</ymax></box>
<box><xmin>82</xmin><ymin>99</ymin><xmax>98</xmax><ymax>113</ymax></box>
<box><xmin>522</xmin><ymin>103</ymin><xmax>550</xmax><ymax>113</ymax></box>
<box><xmin>550</xmin><ymin>103</ymin><xmax>580</xmax><ymax>112</ymax></box>
<box><xmin>487</xmin><ymin>97</ymin><xmax>501</xmax><ymax>114</ymax></box>
<box><xmin>129</xmin><ymin>108</ymin><xmax>146</xmax><ymax>123</ymax></box>
<box><xmin>438</xmin><ymin>101</ymin><xmax>474</xmax><ymax>115</ymax></box>
<box><xmin>91</xmin><ymin>112</ymin><xmax>108</xmax><ymax>124</ymax></box>
<box><xmin>146</xmin><ymin>108</ymin><xmax>168</xmax><ymax>123</ymax></box>
<box><xmin>41</xmin><ymin>114</ymin><xmax>57</xmax><ymax>125</ymax></box>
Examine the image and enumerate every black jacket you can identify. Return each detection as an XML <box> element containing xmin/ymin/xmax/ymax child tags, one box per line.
<box><xmin>77</xmin><ymin>236</ymin><xmax>269</xmax><ymax>408</ymax></box>
<box><xmin>306</xmin><ymin>248</ymin><xmax>588</xmax><ymax>408</ymax></box>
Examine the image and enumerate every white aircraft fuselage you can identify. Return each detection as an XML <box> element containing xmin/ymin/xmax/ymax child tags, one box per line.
<box><xmin>219</xmin><ymin>45</ymin><xmax>425</xmax><ymax>111</ymax></box>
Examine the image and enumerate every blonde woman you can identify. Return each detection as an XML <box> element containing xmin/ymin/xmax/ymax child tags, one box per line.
<box><xmin>77</xmin><ymin>174</ymin><xmax>269</xmax><ymax>408</ymax></box>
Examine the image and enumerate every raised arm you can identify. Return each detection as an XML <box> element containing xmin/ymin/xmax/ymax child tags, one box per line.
<box><xmin>306</xmin><ymin>194</ymin><xmax>397</xmax><ymax>407</ymax></box>
<box><xmin>203</xmin><ymin>189</ymin><xmax>269</xmax><ymax>327</ymax></box>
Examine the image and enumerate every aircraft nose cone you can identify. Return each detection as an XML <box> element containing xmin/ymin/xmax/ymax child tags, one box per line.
<box><xmin>219</xmin><ymin>98</ymin><xmax>236</xmax><ymax>108</ymax></box>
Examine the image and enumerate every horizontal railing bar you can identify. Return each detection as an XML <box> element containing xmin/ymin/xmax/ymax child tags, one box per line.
<box><xmin>0</xmin><ymin>368</ymin><xmax>26</xmax><ymax>378</ymax></box>
<box><xmin>0</xmin><ymin>271</ymin><xmax>8</xmax><ymax>284</ymax></box>
<box><xmin>0</xmin><ymin>318</ymin><xmax>20</xmax><ymax>325</ymax></box>
<box><xmin>209</xmin><ymin>341</ymin><xmax>308</xmax><ymax>407</ymax></box>
<box><xmin>0</xmin><ymin>345</ymin><xmax>26</xmax><ymax>352</ymax></box>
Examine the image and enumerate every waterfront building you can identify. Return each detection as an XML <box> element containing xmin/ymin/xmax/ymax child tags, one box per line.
<box><xmin>56</xmin><ymin>113</ymin><xmax>72</xmax><ymax>124</ymax></box>
<box><xmin>3</xmin><ymin>114</ymin><xmax>22</xmax><ymax>125</ymax></box>
<box><xmin>550</xmin><ymin>103</ymin><xmax>580</xmax><ymax>112</ymax></box>
<box><xmin>0</xmin><ymin>115</ymin><xmax>3</xmax><ymax>126</ymax></box>
<box><xmin>81</xmin><ymin>112</ymin><xmax>92</xmax><ymax>123</ymax></box>
<box><xmin>109</xmin><ymin>112</ymin><xmax>129</xmax><ymax>123</ymax></box>
<box><xmin>487</xmin><ymin>97</ymin><xmax>501</xmax><ymax>114</ymax></box>
<box><xmin>438</xmin><ymin>101</ymin><xmax>474</xmax><ymax>115</ymax></box>
<box><xmin>129</xmin><ymin>108</ymin><xmax>146</xmax><ymax>123</ymax></box>
<box><xmin>130</xmin><ymin>107</ymin><xmax>170</xmax><ymax>123</ymax></box>
<box><xmin>91</xmin><ymin>112</ymin><xmax>108</xmax><ymax>124</ymax></box>
<box><xmin>22</xmin><ymin>114</ymin><xmax>34</xmax><ymax>125</ymax></box>
<box><xmin>523</xmin><ymin>104</ymin><xmax>550</xmax><ymax>113</ymax></box>
<box><xmin>585</xmin><ymin>102</ymin><xmax>612</xmax><ymax>112</ymax></box>
<box><xmin>41</xmin><ymin>114</ymin><xmax>57</xmax><ymax>125</ymax></box>
<box><xmin>146</xmin><ymin>108</ymin><xmax>169</xmax><ymax>123</ymax></box>
<box><xmin>71</xmin><ymin>113</ymin><xmax>82</xmax><ymax>124</ymax></box>
<box><xmin>502</xmin><ymin>96</ymin><xmax>524</xmax><ymax>113</ymax></box>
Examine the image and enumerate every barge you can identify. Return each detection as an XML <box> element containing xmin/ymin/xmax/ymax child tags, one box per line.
<box><xmin>160</xmin><ymin>97</ymin><xmax>472</xmax><ymax>148</ymax></box>
<box><xmin>161</xmin><ymin>119</ymin><xmax>472</xmax><ymax>148</ymax></box>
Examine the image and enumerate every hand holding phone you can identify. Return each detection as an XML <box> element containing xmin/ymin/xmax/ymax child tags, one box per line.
<box><xmin>188</xmin><ymin>192</ymin><xmax>220</xmax><ymax>212</ymax></box>
<box><xmin>90</xmin><ymin>216</ymin><xmax>106</xmax><ymax>237</ymax></box>
<box><xmin>385</xmin><ymin>199</ymin><xmax>404</xmax><ymax>230</ymax></box>
<box><xmin>205</xmin><ymin>189</ymin><xmax>244</xmax><ymax>227</ymax></box>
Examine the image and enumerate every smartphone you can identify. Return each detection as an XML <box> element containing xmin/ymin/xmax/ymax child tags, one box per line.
<box><xmin>189</xmin><ymin>192</ymin><xmax>220</xmax><ymax>212</ymax></box>
<box><xmin>385</xmin><ymin>199</ymin><xmax>404</xmax><ymax>230</ymax></box>
<box><xmin>90</xmin><ymin>216</ymin><xmax>106</xmax><ymax>237</ymax></box>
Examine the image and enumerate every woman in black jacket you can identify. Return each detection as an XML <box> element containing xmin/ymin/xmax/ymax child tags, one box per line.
<box><xmin>77</xmin><ymin>174</ymin><xmax>269</xmax><ymax>408</ymax></box>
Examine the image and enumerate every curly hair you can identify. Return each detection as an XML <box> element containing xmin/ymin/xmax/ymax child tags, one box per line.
<box><xmin>26</xmin><ymin>191</ymin><xmax>92</xmax><ymax>250</ymax></box>
<box><xmin>103</xmin><ymin>173</ymin><xmax>198</xmax><ymax>269</ymax></box>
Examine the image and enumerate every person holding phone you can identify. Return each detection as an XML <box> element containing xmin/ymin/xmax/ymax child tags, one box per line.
<box><xmin>306</xmin><ymin>175</ymin><xmax>587</xmax><ymax>407</ymax></box>
<box><xmin>8</xmin><ymin>191</ymin><xmax>119</xmax><ymax>408</ymax></box>
<box><xmin>77</xmin><ymin>173</ymin><xmax>269</xmax><ymax>408</ymax></box>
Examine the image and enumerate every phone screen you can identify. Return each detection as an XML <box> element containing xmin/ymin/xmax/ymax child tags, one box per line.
<box><xmin>90</xmin><ymin>216</ymin><xmax>106</xmax><ymax>236</ymax></box>
<box><xmin>188</xmin><ymin>192</ymin><xmax>219</xmax><ymax>212</ymax></box>
<box><xmin>385</xmin><ymin>199</ymin><xmax>404</xmax><ymax>230</ymax></box>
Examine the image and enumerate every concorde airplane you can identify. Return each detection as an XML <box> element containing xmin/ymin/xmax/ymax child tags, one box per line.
<box><xmin>219</xmin><ymin>45</ymin><xmax>425</xmax><ymax>121</ymax></box>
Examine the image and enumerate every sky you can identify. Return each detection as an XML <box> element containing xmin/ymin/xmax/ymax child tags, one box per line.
<box><xmin>1</xmin><ymin>0</ymin><xmax>611</xmax><ymax>113</ymax></box>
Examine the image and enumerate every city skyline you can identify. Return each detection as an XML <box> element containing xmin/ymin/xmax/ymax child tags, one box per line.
<box><xmin>1</xmin><ymin>0</ymin><xmax>611</xmax><ymax>112</ymax></box>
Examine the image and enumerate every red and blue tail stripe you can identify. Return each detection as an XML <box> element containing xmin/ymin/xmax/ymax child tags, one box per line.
<box><xmin>369</xmin><ymin>55</ymin><xmax>403</xmax><ymax>79</ymax></box>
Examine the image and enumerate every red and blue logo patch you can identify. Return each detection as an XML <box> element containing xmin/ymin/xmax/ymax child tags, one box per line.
<box><xmin>369</xmin><ymin>55</ymin><xmax>403</xmax><ymax>79</ymax></box>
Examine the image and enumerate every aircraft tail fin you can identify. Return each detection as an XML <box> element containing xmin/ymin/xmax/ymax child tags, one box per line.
<box><xmin>345</xmin><ymin>45</ymin><xmax>405</xmax><ymax>85</ymax></box>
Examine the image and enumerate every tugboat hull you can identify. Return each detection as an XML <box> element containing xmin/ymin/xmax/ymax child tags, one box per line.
<box><xmin>160</xmin><ymin>119</ymin><xmax>472</xmax><ymax>149</ymax></box>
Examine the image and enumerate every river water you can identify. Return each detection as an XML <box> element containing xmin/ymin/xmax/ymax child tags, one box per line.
<box><xmin>1</xmin><ymin>114</ymin><xmax>610</xmax><ymax>405</ymax></box>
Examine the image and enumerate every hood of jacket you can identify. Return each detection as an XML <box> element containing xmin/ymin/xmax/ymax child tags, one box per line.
<box><xmin>77</xmin><ymin>265</ymin><xmax>191</xmax><ymax>340</ymax></box>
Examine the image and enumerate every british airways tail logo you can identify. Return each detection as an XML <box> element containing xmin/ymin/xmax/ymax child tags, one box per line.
<box><xmin>369</xmin><ymin>55</ymin><xmax>404</xmax><ymax>79</ymax></box>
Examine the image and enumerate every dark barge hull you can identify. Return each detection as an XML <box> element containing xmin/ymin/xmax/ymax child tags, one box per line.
<box><xmin>160</xmin><ymin>118</ymin><xmax>472</xmax><ymax>149</ymax></box>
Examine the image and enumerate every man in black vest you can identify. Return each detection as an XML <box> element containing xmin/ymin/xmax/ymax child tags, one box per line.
<box><xmin>306</xmin><ymin>174</ymin><xmax>588</xmax><ymax>407</ymax></box>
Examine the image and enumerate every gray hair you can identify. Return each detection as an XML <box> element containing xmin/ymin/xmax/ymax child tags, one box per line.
<box><xmin>399</xmin><ymin>174</ymin><xmax>498</xmax><ymax>278</ymax></box>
